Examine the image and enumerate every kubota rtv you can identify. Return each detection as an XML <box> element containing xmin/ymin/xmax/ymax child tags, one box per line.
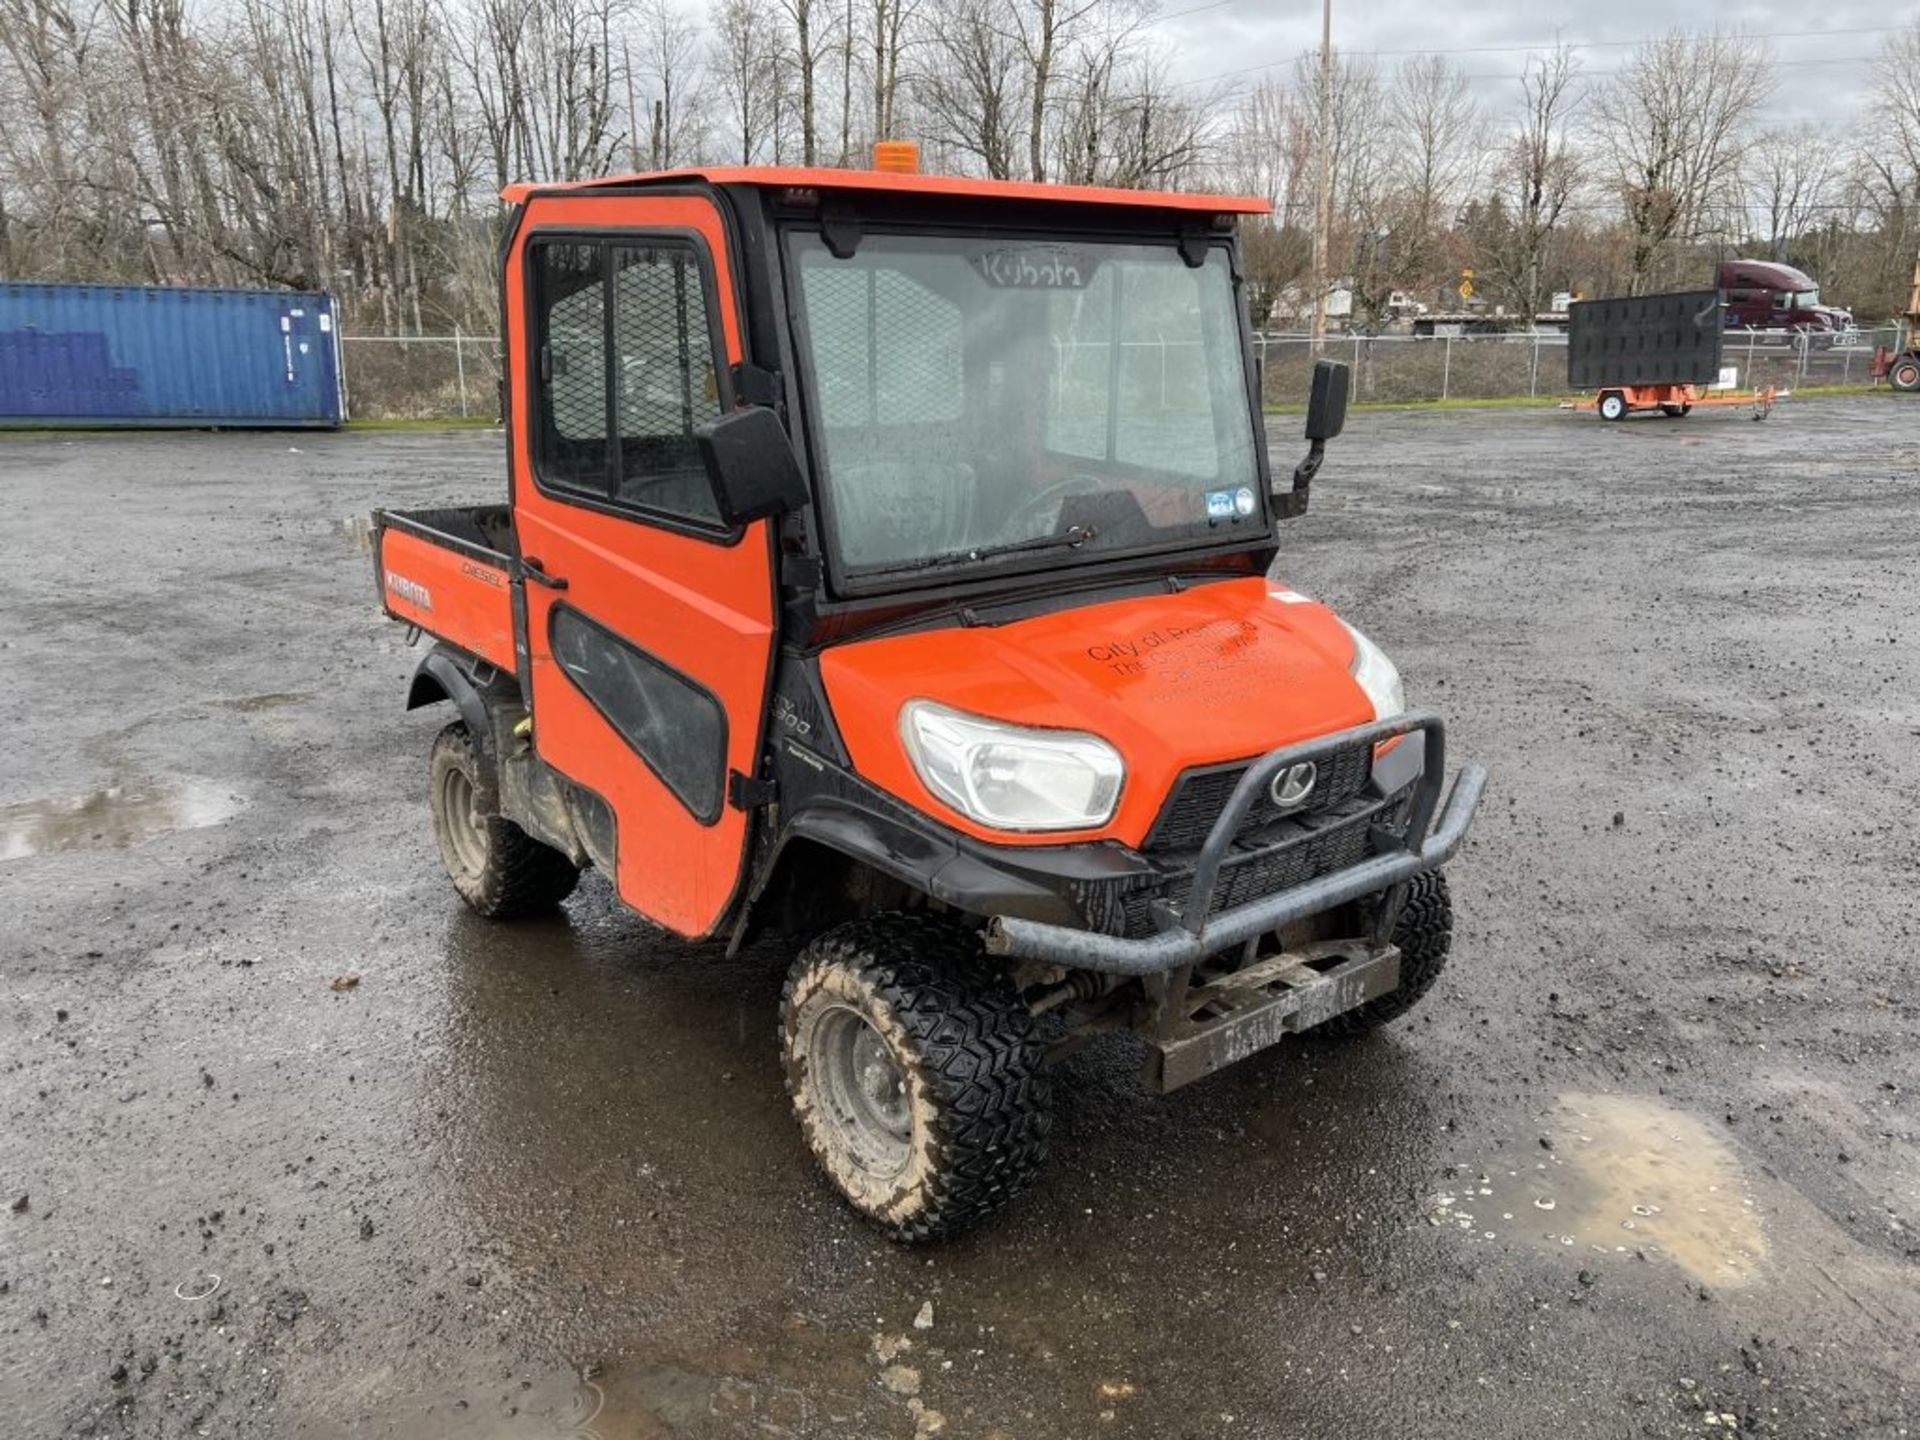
<box><xmin>371</xmin><ymin>154</ymin><xmax>1485</xmax><ymax>1240</ymax></box>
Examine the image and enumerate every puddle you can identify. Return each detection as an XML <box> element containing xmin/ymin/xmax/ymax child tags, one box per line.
<box><xmin>0</xmin><ymin>781</ymin><xmax>244</xmax><ymax>860</ymax></box>
<box><xmin>1430</xmin><ymin>1092</ymin><xmax>1766</xmax><ymax>1285</ymax></box>
<box><xmin>336</xmin><ymin>515</ymin><xmax>375</xmax><ymax>554</ymax></box>
<box><xmin>218</xmin><ymin>691</ymin><xmax>310</xmax><ymax>713</ymax></box>
<box><xmin>297</xmin><ymin>1332</ymin><xmax>893</xmax><ymax>1439</ymax></box>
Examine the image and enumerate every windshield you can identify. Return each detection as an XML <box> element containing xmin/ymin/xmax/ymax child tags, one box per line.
<box><xmin>786</xmin><ymin>232</ymin><xmax>1263</xmax><ymax>580</ymax></box>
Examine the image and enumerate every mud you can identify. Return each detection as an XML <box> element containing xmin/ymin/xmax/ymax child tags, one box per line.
<box><xmin>2</xmin><ymin>404</ymin><xmax>1917</xmax><ymax>1438</ymax></box>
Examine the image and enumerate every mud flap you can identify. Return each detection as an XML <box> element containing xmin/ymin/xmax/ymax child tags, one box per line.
<box><xmin>1144</xmin><ymin>941</ymin><xmax>1400</xmax><ymax>1093</ymax></box>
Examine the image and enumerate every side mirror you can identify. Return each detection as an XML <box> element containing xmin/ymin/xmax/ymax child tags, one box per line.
<box><xmin>1276</xmin><ymin>360</ymin><xmax>1351</xmax><ymax>519</ymax></box>
<box><xmin>1304</xmin><ymin>358</ymin><xmax>1349</xmax><ymax>441</ymax></box>
<box><xmin>694</xmin><ymin>407</ymin><xmax>809</xmax><ymax>527</ymax></box>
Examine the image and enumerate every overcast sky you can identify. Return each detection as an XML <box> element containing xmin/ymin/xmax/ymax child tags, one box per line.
<box><xmin>1145</xmin><ymin>1</ymin><xmax>1914</xmax><ymax>127</ymax></box>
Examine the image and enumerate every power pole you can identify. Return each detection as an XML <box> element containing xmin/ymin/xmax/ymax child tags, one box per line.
<box><xmin>1309</xmin><ymin>0</ymin><xmax>1332</xmax><ymax>350</ymax></box>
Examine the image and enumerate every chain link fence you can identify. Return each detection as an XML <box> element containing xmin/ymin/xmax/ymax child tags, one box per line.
<box><xmin>338</xmin><ymin>333</ymin><xmax>502</xmax><ymax>420</ymax></box>
<box><xmin>337</xmin><ymin>324</ymin><xmax>1907</xmax><ymax>421</ymax></box>
<box><xmin>1255</xmin><ymin>325</ymin><xmax>1907</xmax><ymax>408</ymax></box>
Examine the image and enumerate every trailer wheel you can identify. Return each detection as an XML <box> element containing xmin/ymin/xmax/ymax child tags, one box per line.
<box><xmin>1307</xmin><ymin>872</ymin><xmax>1453</xmax><ymax>1037</ymax></box>
<box><xmin>1892</xmin><ymin>357</ymin><xmax>1920</xmax><ymax>393</ymax></box>
<box><xmin>1598</xmin><ymin>391</ymin><xmax>1628</xmax><ymax>422</ymax></box>
<box><xmin>780</xmin><ymin>913</ymin><xmax>1051</xmax><ymax>1242</ymax></box>
<box><xmin>428</xmin><ymin>722</ymin><xmax>580</xmax><ymax>919</ymax></box>
<box><xmin>1660</xmin><ymin>402</ymin><xmax>1692</xmax><ymax>417</ymax></box>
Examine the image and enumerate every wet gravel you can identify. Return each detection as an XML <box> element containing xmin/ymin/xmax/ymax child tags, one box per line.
<box><xmin>1</xmin><ymin>399</ymin><xmax>1916</xmax><ymax>1439</ymax></box>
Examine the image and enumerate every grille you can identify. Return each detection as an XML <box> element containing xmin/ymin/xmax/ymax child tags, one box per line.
<box><xmin>1144</xmin><ymin>742</ymin><xmax>1372</xmax><ymax>852</ymax></box>
<box><xmin>1119</xmin><ymin>800</ymin><xmax>1377</xmax><ymax>936</ymax></box>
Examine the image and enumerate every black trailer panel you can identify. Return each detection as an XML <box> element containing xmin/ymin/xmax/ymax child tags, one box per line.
<box><xmin>1568</xmin><ymin>290</ymin><xmax>1722</xmax><ymax>389</ymax></box>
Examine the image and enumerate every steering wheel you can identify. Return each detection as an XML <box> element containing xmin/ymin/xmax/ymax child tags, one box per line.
<box><xmin>1006</xmin><ymin>473</ymin><xmax>1104</xmax><ymax>540</ymax></box>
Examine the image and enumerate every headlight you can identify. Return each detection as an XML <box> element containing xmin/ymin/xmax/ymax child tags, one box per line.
<box><xmin>1340</xmin><ymin>620</ymin><xmax>1405</xmax><ymax>719</ymax></box>
<box><xmin>900</xmin><ymin>700</ymin><xmax>1124</xmax><ymax>832</ymax></box>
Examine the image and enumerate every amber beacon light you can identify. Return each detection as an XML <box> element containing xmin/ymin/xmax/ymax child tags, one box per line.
<box><xmin>872</xmin><ymin>140</ymin><xmax>919</xmax><ymax>173</ymax></box>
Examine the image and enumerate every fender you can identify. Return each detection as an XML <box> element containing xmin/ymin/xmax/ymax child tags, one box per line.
<box><xmin>406</xmin><ymin>644</ymin><xmax>499</xmax><ymax>757</ymax></box>
<box><xmin>727</xmin><ymin>797</ymin><xmax>1105</xmax><ymax>955</ymax></box>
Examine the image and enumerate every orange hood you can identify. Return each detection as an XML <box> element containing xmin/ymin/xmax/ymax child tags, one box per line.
<box><xmin>818</xmin><ymin>575</ymin><xmax>1376</xmax><ymax>848</ymax></box>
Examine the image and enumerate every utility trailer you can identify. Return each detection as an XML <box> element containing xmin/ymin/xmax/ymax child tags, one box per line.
<box><xmin>1562</xmin><ymin>289</ymin><xmax>1779</xmax><ymax>420</ymax></box>
<box><xmin>369</xmin><ymin>153</ymin><xmax>1484</xmax><ymax>1241</ymax></box>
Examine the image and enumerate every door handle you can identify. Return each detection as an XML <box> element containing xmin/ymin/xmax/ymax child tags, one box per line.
<box><xmin>521</xmin><ymin>556</ymin><xmax>569</xmax><ymax>591</ymax></box>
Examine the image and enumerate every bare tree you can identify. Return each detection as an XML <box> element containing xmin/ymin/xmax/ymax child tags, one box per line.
<box><xmin>771</xmin><ymin>0</ymin><xmax>831</xmax><ymax>163</ymax></box>
<box><xmin>1592</xmin><ymin>29</ymin><xmax>1771</xmax><ymax>293</ymax></box>
<box><xmin>709</xmin><ymin>0</ymin><xmax>783</xmax><ymax>162</ymax></box>
<box><xmin>915</xmin><ymin>0</ymin><xmax>1024</xmax><ymax>179</ymax></box>
<box><xmin>632</xmin><ymin>0</ymin><xmax>704</xmax><ymax>166</ymax></box>
<box><xmin>1389</xmin><ymin>54</ymin><xmax>1480</xmax><ymax>294</ymax></box>
<box><xmin>1748</xmin><ymin>122</ymin><xmax>1838</xmax><ymax>262</ymax></box>
<box><xmin>1213</xmin><ymin>76</ymin><xmax>1311</xmax><ymax>324</ymax></box>
<box><xmin>1480</xmin><ymin>45</ymin><xmax>1581</xmax><ymax>321</ymax></box>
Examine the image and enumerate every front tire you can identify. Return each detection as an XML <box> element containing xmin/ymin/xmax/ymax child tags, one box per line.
<box><xmin>428</xmin><ymin>722</ymin><xmax>580</xmax><ymax>919</ymax></box>
<box><xmin>1598</xmin><ymin>391</ymin><xmax>1628</xmax><ymax>421</ymax></box>
<box><xmin>1892</xmin><ymin>357</ymin><xmax>1920</xmax><ymax>393</ymax></box>
<box><xmin>1308</xmin><ymin>871</ymin><xmax>1454</xmax><ymax>1037</ymax></box>
<box><xmin>780</xmin><ymin>914</ymin><xmax>1051</xmax><ymax>1242</ymax></box>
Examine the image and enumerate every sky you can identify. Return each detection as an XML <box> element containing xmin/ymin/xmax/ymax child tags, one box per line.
<box><xmin>1145</xmin><ymin>0</ymin><xmax>1916</xmax><ymax>127</ymax></box>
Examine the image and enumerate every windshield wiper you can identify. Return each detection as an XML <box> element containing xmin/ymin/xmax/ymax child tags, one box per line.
<box><xmin>889</xmin><ymin>524</ymin><xmax>1099</xmax><ymax>573</ymax></box>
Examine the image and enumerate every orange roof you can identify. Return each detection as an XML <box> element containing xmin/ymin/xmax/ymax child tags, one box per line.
<box><xmin>500</xmin><ymin>166</ymin><xmax>1270</xmax><ymax>215</ymax></box>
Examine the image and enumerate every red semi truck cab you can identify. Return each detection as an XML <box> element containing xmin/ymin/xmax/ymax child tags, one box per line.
<box><xmin>1717</xmin><ymin>257</ymin><xmax>1852</xmax><ymax>332</ymax></box>
<box><xmin>369</xmin><ymin>160</ymin><xmax>1484</xmax><ymax>1240</ymax></box>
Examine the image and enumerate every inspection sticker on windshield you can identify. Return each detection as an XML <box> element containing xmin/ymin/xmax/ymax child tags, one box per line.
<box><xmin>1206</xmin><ymin>487</ymin><xmax>1257</xmax><ymax>522</ymax></box>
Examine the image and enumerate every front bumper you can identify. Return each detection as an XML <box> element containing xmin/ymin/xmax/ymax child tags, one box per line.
<box><xmin>982</xmin><ymin>712</ymin><xmax>1485</xmax><ymax>975</ymax></box>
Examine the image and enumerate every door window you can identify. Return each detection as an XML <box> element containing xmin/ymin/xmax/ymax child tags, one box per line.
<box><xmin>531</xmin><ymin>237</ymin><xmax>727</xmax><ymax>529</ymax></box>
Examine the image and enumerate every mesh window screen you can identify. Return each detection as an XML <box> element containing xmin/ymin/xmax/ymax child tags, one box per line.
<box><xmin>611</xmin><ymin>244</ymin><xmax>723</xmax><ymax>523</ymax></box>
<box><xmin>536</xmin><ymin>243</ymin><xmax>609</xmax><ymax>494</ymax></box>
<box><xmin>800</xmin><ymin>266</ymin><xmax>962</xmax><ymax>428</ymax></box>
<box><xmin>532</xmin><ymin>238</ymin><xmax>727</xmax><ymax>527</ymax></box>
<box><xmin>1115</xmin><ymin>263</ymin><xmax>1220</xmax><ymax>478</ymax></box>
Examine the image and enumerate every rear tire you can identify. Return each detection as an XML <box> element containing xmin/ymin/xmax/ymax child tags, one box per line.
<box><xmin>428</xmin><ymin>722</ymin><xmax>580</xmax><ymax>919</ymax></box>
<box><xmin>1892</xmin><ymin>357</ymin><xmax>1920</xmax><ymax>393</ymax></box>
<box><xmin>1660</xmin><ymin>402</ymin><xmax>1691</xmax><ymax>417</ymax></box>
<box><xmin>1308</xmin><ymin>872</ymin><xmax>1454</xmax><ymax>1037</ymax></box>
<box><xmin>1598</xmin><ymin>391</ymin><xmax>1628</xmax><ymax>421</ymax></box>
<box><xmin>780</xmin><ymin>913</ymin><xmax>1051</xmax><ymax>1242</ymax></box>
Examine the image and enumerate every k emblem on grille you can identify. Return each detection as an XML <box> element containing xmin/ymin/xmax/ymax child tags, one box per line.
<box><xmin>1270</xmin><ymin>761</ymin><xmax>1318</xmax><ymax>809</ymax></box>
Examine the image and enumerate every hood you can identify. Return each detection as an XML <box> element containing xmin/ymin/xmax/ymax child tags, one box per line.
<box><xmin>818</xmin><ymin>575</ymin><xmax>1379</xmax><ymax>848</ymax></box>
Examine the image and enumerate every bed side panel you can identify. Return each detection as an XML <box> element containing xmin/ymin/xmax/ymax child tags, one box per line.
<box><xmin>376</xmin><ymin>526</ymin><xmax>516</xmax><ymax>670</ymax></box>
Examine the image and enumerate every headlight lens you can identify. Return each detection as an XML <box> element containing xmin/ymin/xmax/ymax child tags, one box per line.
<box><xmin>900</xmin><ymin>700</ymin><xmax>1124</xmax><ymax>832</ymax></box>
<box><xmin>1341</xmin><ymin>620</ymin><xmax>1405</xmax><ymax>719</ymax></box>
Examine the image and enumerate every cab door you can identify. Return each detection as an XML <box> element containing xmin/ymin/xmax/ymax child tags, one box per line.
<box><xmin>507</xmin><ymin>191</ymin><xmax>776</xmax><ymax>939</ymax></box>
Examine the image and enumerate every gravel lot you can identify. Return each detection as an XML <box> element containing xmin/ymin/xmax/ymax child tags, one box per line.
<box><xmin>2</xmin><ymin>398</ymin><xmax>1916</xmax><ymax>1439</ymax></box>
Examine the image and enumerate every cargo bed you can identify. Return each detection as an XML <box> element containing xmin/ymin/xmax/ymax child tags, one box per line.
<box><xmin>371</xmin><ymin>506</ymin><xmax>517</xmax><ymax>671</ymax></box>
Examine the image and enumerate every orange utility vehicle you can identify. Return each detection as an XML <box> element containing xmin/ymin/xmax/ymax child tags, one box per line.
<box><xmin>371</xmin><ymin>158</ymin><xmax>1485</xmax><ymax>1240</ymax></box>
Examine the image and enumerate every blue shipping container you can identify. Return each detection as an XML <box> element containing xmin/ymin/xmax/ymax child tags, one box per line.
<box><xmin>0</xmin><ymin>281</ymin><xmax>344</xmax><ymax>428</ymax></box>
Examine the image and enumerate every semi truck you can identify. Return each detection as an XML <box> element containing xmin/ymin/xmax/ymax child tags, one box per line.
<box><xmin>1716</xmin><ymin>257</ymin><xmax>1853</xmax><ymax>333</ymax></box>
<box><xmin>368</xmin><ymin>153</ymin><xmax>1485</xmax><ymax>1240</ymax></box>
